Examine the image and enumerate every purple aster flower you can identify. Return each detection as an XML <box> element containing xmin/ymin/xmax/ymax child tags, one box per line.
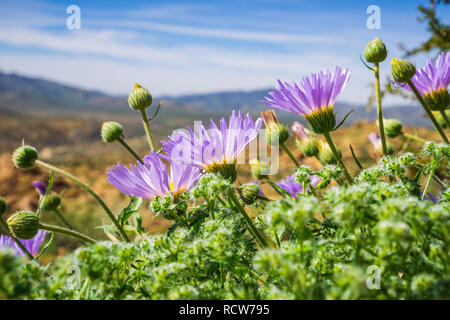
<box><xmin>32</xmin><ymin>181</ymin><xmax>47</xmax><ymax>197</ymax></box>
<box><xmin>107</xmin><ymin>151</ymin><xmax>201</xmax><ymax>200</ymax></box>
<box><xmin>368</xmin><ymin>132</ymin><xmax>381</xmax><ymax>150</ymax></box>
<box><xmin>276</xmin><ymin>174</ymin><xmax>321</xmax><ymax>198</ymax></box>
<box><xmin>262</xmin><ymin>67</ymin><xmax>351</xmax><ymax>134</ymax></box>
<box><xmin>396</xmin><ymin>52</ymin><xmax>450</xmax><ymax>110</ymax></box>
<box><xmin>0</xmin><ymin>230</ymin><xmax>47</xmax><ymax>257</ymax></box>
<box><xmin>161</xmin><ymin>110</ymin><xmax>262</xmax><ymax>182</ymax></box>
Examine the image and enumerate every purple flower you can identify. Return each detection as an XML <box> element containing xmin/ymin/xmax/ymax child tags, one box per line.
<box><xmin>107</xmin><ymin>151</ymin><xmax>201</xmax><ymax>200</ymax></box>
<box><xmin>368</xmin><ymin>132</ymin><xmax>381</xmax><ymax>149</ymax></box>
<box><xmin>32</xmin><ymin>181</ymin><xmax>47</xmax><ymax>197</ymax></box>
<box><xmin>0</xmin><ymin>230</ymin><xmax>47</xmax><ymax>257</ymax></box>
<box><xmin>161</xmin><ymin>110</ymin><xmax>262</xmax><ymax>180</ymax></box>
<box><xmin>291</xmin><ymin>121</ymin><xmax>310</xmax><ymax>141</ymax></box>
<box><xmin>276</xmin><ymin>174</ymin><xmax>321</xmax><ymax>198</ymax></box>
<box><xmin>396</xmin><ymin>52</ymin><xmax>450</xmax><ymax>96</ymax></box>
<box><xmin>262</xmin><ymin>67</ymin><xmax>351</xmax><ymax>117</ymax></box>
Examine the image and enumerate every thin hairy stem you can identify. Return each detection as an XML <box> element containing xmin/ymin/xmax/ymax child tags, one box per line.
<box><xmin>39</xmin><ymin>223</ymin><xmax>96</xmax><ymax>244</ymax></box>
<box><xmin>323</xmin><ymin>131</ymin><xmax>353</xmax><ymax>184</ymax></box>
<box><xmin>140</xmin><ymin>109</ymin><xmax>157</xmax><ymax>151</ymax></box>
<box><xmin>374</xmin><ymin>62</ymin><xmax>388</xmax><ymax>155</ymax></box>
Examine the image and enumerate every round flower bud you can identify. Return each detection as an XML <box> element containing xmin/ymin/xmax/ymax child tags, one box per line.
<box><xmin>363</xmin><ymin>38</ymin><xmax>387</xmax><ymax>63</ymax></box>
<box><xmin>390</xmin><ymin>58</ymin><xmax>416</xmax><ymax>83</ymax></box>
<box><xmin>250</xmin><ymin>159</ymin><xmax>270</xmax><ymax>180</ymax></box>
<box><xmin>424</xmin><ymin>89</ymin><xmax>450</xmax><ymax>111</ymax></box>
<box><xmin>318</xmin><ymin>141</ymin><xmax>341</xmax><ymax>165</ymax></box>
<box><xmin>384</xmin><ymin>118</ymin><xmax>403</xmax><ymax>138</ymax></box>
<box><xmin>0</xmin><ymin>197</ymin><xmax>6</xmax><ymax>216</ymax></box>
<box><xmin>128</xmin><ymin>83</ymin><xmax>152</xmax><ymax>111</ymax></box>
<box><xmin>39</xmin><ymin>193</ymin><xmax>61</xmax><ymax>211</ymax></box>
<box><xmin>266</xmin><ymin>123</ymin><xmax>289</xmax><ymax>145</ymax></box>
<box><xmin>12</xmin><ymin>145</ymin><xmax>38</xmax><ymax>169</ymax></box>
<box><xmin>7</xmin><ymin>210</ymin><xmax>40</xmax><ymax>240</ymax></box>
<box><xmin>238</xmin><ymin>183</ymin><xmax>261</xmax><ymax>205</ymax></box>
<box><xmin>101</xmin><ymin>121</ymin><xmax>124</xmax><ymax>143</ymax></box>
<box><xmin>296</xmin><ymin>138</ymin><xmax>319</xmax><ymax>157</ymax></box>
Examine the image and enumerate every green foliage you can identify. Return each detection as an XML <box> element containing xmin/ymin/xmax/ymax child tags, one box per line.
<box><xmin>1</xmin><ymin>147</ymin><xmax>449</xmax><ymax>299</ymax></box>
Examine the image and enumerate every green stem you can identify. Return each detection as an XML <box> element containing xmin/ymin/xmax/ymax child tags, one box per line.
<box><xmin>39</xmin><ymin>223</ymin><xmax>96</xmax><ymax>244</ymax></box>
<box><xmin>374</xmin><ymin>62</ymin><xmax>388</xmax><ymax>156</ymax></box>
<box><xmin>421</xmin><ymin>167</ymin><xmax>435</xmax><ymax>200</ymax></box>
<box><xmin>35</xmin><ymin>160</ymin><xmax>130</xmax><ymax>242</ymax></box>
<box><xmin>439</xmin><ymin>109</ymin><xmax>450</xmax><ymax>128</ymax></box>
<box><xmin>323</xmin><ymin>131</ymin><xmax>352</xmax><ymax>184</ymax></box>
<box><xmin>407</xmin><ymin>80</ymin><xmax>449</xmax><ymax>143</ymax></box>
<box><xmin>0</xmin><ymin>219</ymin><xmax>34</xmax><ymax>260</ymax></box>
<box><xmin>402</xmin><ymin>132</ymin><xmax>427</xmax><ymax>144</ymax></box>
<box><xmin>228</xmin><ymin>190</ymin><xmax>268</xmax><ymax>248</ymax></box>
<box><xmin>281</xmin><ymin>143</ymin><xmax>299</xmax><ymax>167</ymax></box>
<box><xmin>140</xmin><ymin>109</ymin><xmax>157</xmax><ymax>151</ymax></box>
<box><xmin>117</xmin><ymin>138</ymin><xmax>143</xmax><ymax>164</ymax></box>
<box><xmin>53</xmin><ymin>208</ymin><xmax>74</xmax><ymax>230</ymax></box>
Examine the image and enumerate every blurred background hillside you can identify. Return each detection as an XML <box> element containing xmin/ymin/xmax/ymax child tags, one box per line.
<box><xmin>0</xmin><ymin>0</ymin><xmax>449</xmax><ymax>260</ymax></box>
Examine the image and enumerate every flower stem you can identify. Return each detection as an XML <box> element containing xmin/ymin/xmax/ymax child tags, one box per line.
<box><xmin>374</xmin><ymin>62</ymin><xmax>388</xmax><ymax>156</ymax></box>
<box><xmin>407</xmin><ymin>80</ymin><xmax>449</xmax><ymax>143</ymax></box>
<box><xmin>228</xmin><ymin>190</ymin><xmax>268</xmax><ymax>248</ymax></box>
<box><xmin>117</xmin><ymin>137</ymin><xmax>144</xmax><ymax>164</ymax></box>
<box><xmin>323</xmin><ymin>131</ymin><xmax>352</xmax><ymax>184</ymax></box>
<box><xmin>39</xmin><ymin>223</ymin><xmax>96</xmax><ymax>244</ymax></box>
<box><xmin>0</xmin><ymin>219</ymin><xmax>34</xmax><ymax>260</ymax></box>
<box><xmin>402</xmin><ymin>132</ymin><xmax>427</xmax><ymax>144</ymax></box>
<box><xmin>35</xmin><ymin>160</ymin><xmax>130</xmax><ymax>242</ymax></box>
<box><xmin>281</xmin><ymin>143</ymin><xmax>299</xmax><ymax>167</ymax></box>
<box><xmin>421</xmin><ymin>167</ymin><xmax>436</xmax><ymax>201</ymax></box>
<box><xmin>53</xmin><ymin>208</ymin><xmax>74</xmax><ymax>230</ymax></box>
<box><xmin>140</xmin><ymin>109</ymin><xmax>157</xmax><ymax>151</ymax></box>
<box><xmin>439</xmin><ymin>109</ymin><xmax>450</xmax><ymax>128</ymax></box>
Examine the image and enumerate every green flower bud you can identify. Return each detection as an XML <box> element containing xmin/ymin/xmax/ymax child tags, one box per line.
<box><xmin>0</xmin><ymin>197</ymin><xmax>6</xmax><ymax>216</ymax></box>
<box><xmin>261</xmin><ymin>110</ymin><xmax>289</xmax><ymax>145</ymax></box>
<box><xmin>39</xmin><ymin>193</ymin><xmax>61</xmax><ymax>211</ymax></box>
<box><xmin>318</xmin><ymin>141</ymin><xmax>341</xmax><ymax>165</ymax></box>
<box><xmin>424</xmin><ymin>89</ymin><xmax>450</xmax><ymax>111</ymax></box>
<box><xmin>128</xmin><ymin>83</ymin><xmax>152</xmax><ymax>111</ymax></box>
<box><xmin>384</xmin><ymin>118</ymin><xmax>403</xmax><ymax>138</ymax></box>
<box><xmin>435</xmin><ymin>110</ymin><xmax>450</xmax><ymax>129</ymax></box>
<box><xmin>390</xmin><ymin>58</ymin><xmax>416</xmax><ymax>83</ymax></box>
<box><xmin>250</xmin><ymin>159</ymin><xmax>270</xmax><ymax>180</ymax></box>
<box><xmin>7</xmin><ymin>210</ymin><xmax>40</xmax><ymax>240</ymax></box>
<box><xmin>101</xmin><ymin>121</ymin><xmax>124</xmax><ymax>143</ymax></box>
<box><xmin>386</xmin><ymin>142</ymin><xmax>395</xmax><ymax>155</ymax></box>
<box><xmin>12</xmin><ymin>145</ymin><xmax>38</xmax><ymax>169</ymax></box>
<box><xmin>296</xmin><ymin>138</ymin><xmax>319</xmax><ymax>157</ymax></box>
<box><xmin>238</xmin><ymin>183</ymin><xmax>261</xmax><ymax>205</ymax></box>
<box><xmin>363</xmin><ymin>38</ymin><xmax>387</xmax><ymax>63</ymax></box>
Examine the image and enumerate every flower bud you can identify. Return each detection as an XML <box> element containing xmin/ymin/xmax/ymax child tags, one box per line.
<box><xmin>238</xmin><ymin>183</ymin><xmax>261</xmax><ymax>204</ymax></box>
<box><xmin>435</xmin><ymin>110</ymin><xmax>450</xmax><ymax>129</ymax></box>
<box><xmin>292</xmin><ymin>121</ymin><xmax>320</xmax><ymax>157</ymax></box>
<box><xmin>261</xmin><ymin>110</ymin><xmax>289</xmax><ymax>145</ymax></box>
<box><xmin>12</xmin><ymin>145</ymin><xmax>38</xmax><ymax>169</ymax></box>
<box><xmin>363</xmin><ymin>38</ymin><xmax>387</xmax><ymax>63</ymax></box>
<box><xmin>424</xmin><ymin>89</ymin><xmax>450</xmax><ymax>111</ymax></box>
<box><xmin>250</xmin><ymin>159</ymin><xmax>270</xmax><ymax>180</ymax></box>
<box><xmin>384</xmin><ymin>118</ymin><xmax>403</xmax><ymax>138</ymax></box>
<box><xmin>101</xmin><ymin>121</ymin><xmax>124</xmax><ymax>143</ymax></box>
<box><xmin>128</xmin><ymin>83</ymin><xmax>152</xmax><ymax>111</ymax></box>
<box><xmin>0</xmin><ymin>197</ymin><xmax>6</xmax><ymax>216</ymax></box>
<box><xmin>7</xmin><ymin>210</ymin><xmax>40</xmax><ymax>240</ymax></box>
<box><xmin>39</xmin><ymin>193</ymin><xmax>61</xmax><ymax>211</ymax></box>
<box><xmin>304</xmin><ymin>106</ymin><xmax>337</xmax><ymax>134</ymax></box>
<box><xmin>390</xmin><ymin>58</ymin><xmax>416</xmax><ymax>83</ymax></box>
<box><xmin>318</xmin><ymin>141</ymin><xmax>341</xmax><ymax>165</ymax></box>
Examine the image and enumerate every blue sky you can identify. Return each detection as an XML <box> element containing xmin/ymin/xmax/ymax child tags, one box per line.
<box><xmin>0</xmin><ymin>0</ymin><xmax>448</xmax><ymax>105</ymax></box>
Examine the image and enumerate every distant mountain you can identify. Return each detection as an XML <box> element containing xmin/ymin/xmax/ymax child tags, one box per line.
<box><xmin>0</xmin><ymin>70</ymin><xmax>431</xmax><ymax>127</ymax></box>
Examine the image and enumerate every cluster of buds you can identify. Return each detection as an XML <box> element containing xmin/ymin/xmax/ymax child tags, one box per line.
<box><xmin>291</xmin><ymin>121</ymin><xmax>319</xmax><ymax>157</ymax></box>
<box><xmin>261</xmin><ymin>109</ymin><xmax>289</xmax><ymax>145</ymax></box>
